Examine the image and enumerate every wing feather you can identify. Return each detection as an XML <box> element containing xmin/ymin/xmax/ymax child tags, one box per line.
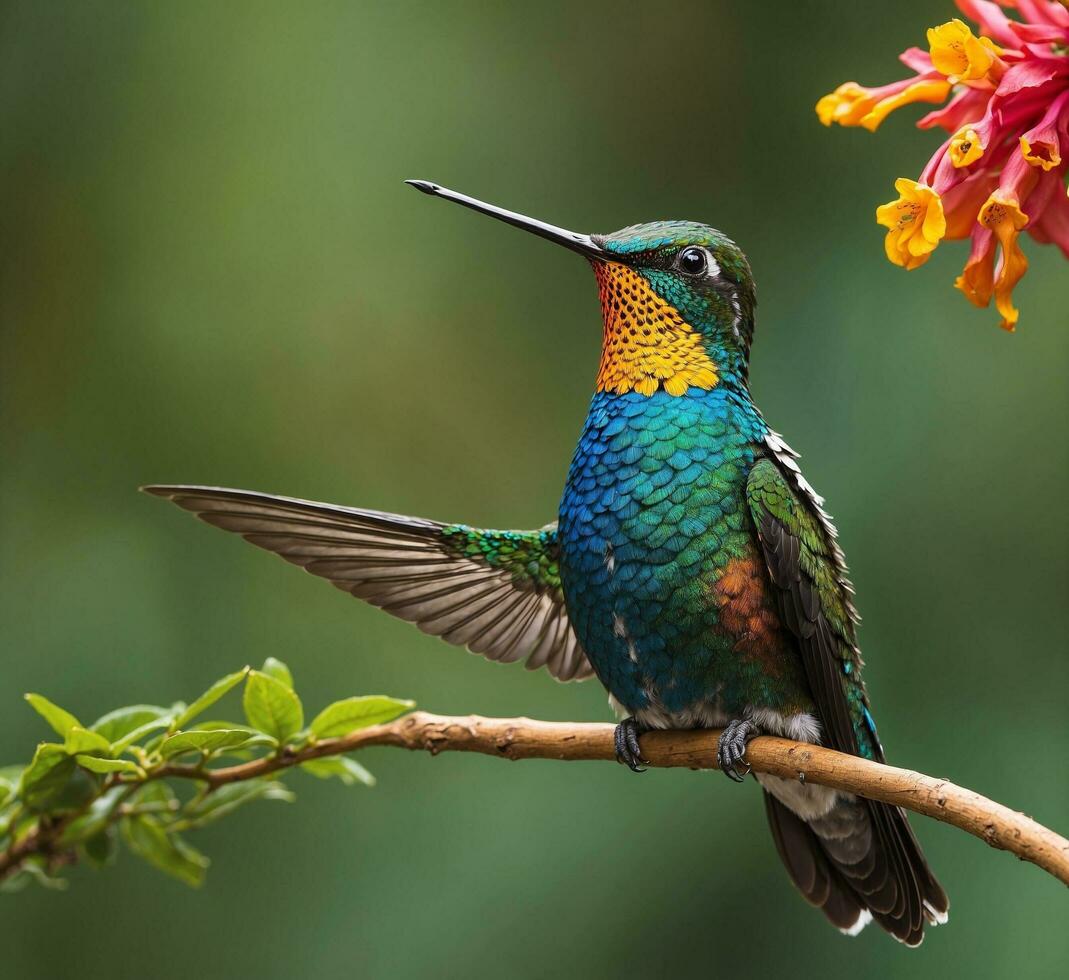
<box><xmin>145</xmin><ymin>485</ymin><xmax>593</xmax><ymax>682</ymax></box>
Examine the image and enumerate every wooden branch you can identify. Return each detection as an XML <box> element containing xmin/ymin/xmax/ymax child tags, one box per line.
<box><xmin>6</xmin><ymin>712</ymin><xmax>1066</xmax><ymax>888</ymax></box>
<box><xmin>162</xmin><ymin>711</ymin><xmax>1069</xmax><ymax>887</ymax></box>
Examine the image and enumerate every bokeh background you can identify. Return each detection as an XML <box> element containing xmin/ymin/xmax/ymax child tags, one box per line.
<box><xmin>2</xmin><ymin>1</ymin><xmax>1067</xmax><ymax>977</ymax></box>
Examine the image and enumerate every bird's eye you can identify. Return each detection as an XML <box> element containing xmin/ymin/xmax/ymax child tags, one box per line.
<box><xmin>677</xmin><ymin>247</ymin><xmax>708</xmax><ymax>276</ymax></box>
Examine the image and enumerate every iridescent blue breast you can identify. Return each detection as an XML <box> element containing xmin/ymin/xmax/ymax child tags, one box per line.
<box><xmin>557</xmin><ymin>388</ymin><xmax>771</xmax><ymax>716</ymax></box>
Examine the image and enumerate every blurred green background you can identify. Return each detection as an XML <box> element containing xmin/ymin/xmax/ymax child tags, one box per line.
<box><xmin>2</xmin><ymin>1</ymin><xmax>1067</xmax><ymax>977</ymax></box>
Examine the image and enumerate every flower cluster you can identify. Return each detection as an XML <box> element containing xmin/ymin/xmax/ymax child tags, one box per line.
<box><xmin>818</xmin><ymin>0</ymin><xmax>1069</xmax><ymax>331</ymax></box>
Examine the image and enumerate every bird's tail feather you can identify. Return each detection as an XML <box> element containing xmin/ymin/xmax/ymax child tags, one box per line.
<box><xmin>763</xmin><ymin>790</ymin><xmax>948</xmax><ymax>946</ymax></box>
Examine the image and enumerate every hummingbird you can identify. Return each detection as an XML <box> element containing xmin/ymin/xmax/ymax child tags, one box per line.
<box><xmin>146</xmin><ymin>180</ymin><xmax>948</xmax><ymax>944</ymax></box>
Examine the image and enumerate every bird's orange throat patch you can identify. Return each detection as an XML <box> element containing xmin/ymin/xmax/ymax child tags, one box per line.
<box><xmin>592</xmin><ymin>261</ymin><xmax>719</xmax><ymax>397</ymax></box>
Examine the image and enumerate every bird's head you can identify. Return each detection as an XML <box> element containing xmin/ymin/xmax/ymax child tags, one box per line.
<box><xmin>407</xmin><ymin>181</ymin><xmax>756</xmax><ymax>396</ymax></box>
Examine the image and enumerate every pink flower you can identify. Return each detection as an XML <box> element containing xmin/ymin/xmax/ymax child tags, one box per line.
<box><xmin>817</xmin><ymin>0</ymin><xmax>1069</xmax><ymax>331</ymax></box>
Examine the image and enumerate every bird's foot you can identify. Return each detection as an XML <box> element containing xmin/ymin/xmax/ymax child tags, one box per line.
<box><xmin>717</xmin><ymin>718</ymin><xmax>759</xmax><ymax>783</ymax></box>
<box><xmin>614</xmin><ymin>718</ymin><xmax>649</xmax><ymax>772</ymax></box>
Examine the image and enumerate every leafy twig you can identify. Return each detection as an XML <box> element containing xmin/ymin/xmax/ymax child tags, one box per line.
<box><xmin>2</xmin><ymin>663</ymin><xmax>1067</xmax><ymax>891</ymax></box>
<box><xmin>0</xmin><ymin>660</ymin><xmax>409</xmax><ymax>889</ymax></box>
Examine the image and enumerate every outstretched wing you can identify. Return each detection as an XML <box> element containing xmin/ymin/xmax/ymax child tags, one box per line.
<box><xmin>144</xmin><ymin>485</ymin><xmax>593</xmax><ymax>682</ymax></box>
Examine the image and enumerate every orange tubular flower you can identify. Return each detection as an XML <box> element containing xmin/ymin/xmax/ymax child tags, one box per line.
<box><xmin>876</xmin><ymin>179</ymin><xmax>947</xmax><ymax>269</ymax></box>
<box><xmin>817</xmin><ymin>0</ymin><xmax>1069</xmax><ymax>331</ymax></box>
<box><xmin>978</xmin><ymin>194</ymin><xmax>1030</xmax><ymax>331</ymax></box>
<box><xmin>816</xmin><ymin>83</ymin><xmax>875</xmax><ymax>127</ymax></box>
<box><xmin>817</xmin><ymin>76</ymin><xmax>951</xmax><ymax>132</ymax></box>
<box><xmin>926</xmin><ymin>18</ymin><xmax>1003</xmax><ymax>83</ymax></box>
<box><xmin>949</xmin><ymin>126</ymin><xmax>985</xmax><ymax>167</ymax></box>
<box><xmin>955</xmin><ymin>226</ymin><xmax>996</xmax><ymax>307</ymax></box>
<box><xmin>1020</xmin><ymin>134</ymin><xmax>1061</xmax><ymax>170</ymax></box>
<box><xmin>859</xmin><ymin>79</ymin><xmax>952</xmax><ymax>132</ymax></box>
<box><xmin>1019</xmin><ymin>89</ymin><xmax>1068</xmax><ymax>171</ymax></box>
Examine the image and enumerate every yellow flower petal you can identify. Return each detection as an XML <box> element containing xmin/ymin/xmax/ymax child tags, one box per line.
<box><xmin>1020</xmin><ymin>135</ymin><xmax>1061</xmax><ymax>172</ymax></box>
<box><xmin>927</xmin><ymin>19</ymin><xmax>1000</xmax><ymax>83</ymax></box>
<box><xmin>815</xmin><ymin>82</ymin><xmax>875</xmax><ymax>128</ymax></box>
<box><xmin>994</xmin><ymin>247</ymin><xmax>1027</xmax><ymax>332</ymax></box>
<box><xmin>979</xmin><ymin>195</ymin><xmax>1029</xmax><ymax>236</ymax></box>
<box><xmin>978</xmin><ymin>195</ymin><xmax>1029</xmax><ymax>332</ymax></box>
<box><xmin>875</xmin><ymin>179</ymin><xmax>946</xmax><ymax>270</ymax></box>
<box><xmin>921</xmin><ymin>195</ymin><xmax>948</xmax><ymax>241</ymax></box>
<box><xmin>949</xmin><ymin>127</ymin><xmax>984</xmax><ymax>168</ymax></box>
<box><xmin>859</xmin><ymin>78</ymin><xmax>951</xmax><ymax>132</ymax></box>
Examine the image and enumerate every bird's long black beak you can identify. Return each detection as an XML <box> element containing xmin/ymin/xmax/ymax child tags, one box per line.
<box><xmin>405</xmin><ymin>180</ymin><xmax>608</xmax><ymax>262</ymax></box>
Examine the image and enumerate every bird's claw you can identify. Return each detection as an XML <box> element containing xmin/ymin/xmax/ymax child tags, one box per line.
<box><xmin>614</xmin><ymin>718</ymin><xmax>648</xmax><ymax>772</ymax></box>
<box><xmin>717</xmin><ymin>718</ymin><xmax>759</xmax><ymax>783</ymax></box>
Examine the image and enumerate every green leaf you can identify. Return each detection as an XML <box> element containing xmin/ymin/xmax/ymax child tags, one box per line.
<box><xmin>1</xmin><ymin>857</ymin><xmax>68</xmax><ymax>891</ymax></box>
<box><xmin>0</xmin><ymin>870</ymin><xmax>31</xmax><ymax>894</ymax></box>
<box><xmin>243</xmin><ymin>671</ymin><xmax>303</xmax><ymax>743</ymax></box>
<box><xmin>64</xmin><ymin>727</ymin><xmax>113</xmax><ymax>757</ymax></box>
<box><xmin>159</xmin><ymin>729</ymin><xmax>252</xmax><ymax>759</ymax></box>
<box><xmin>260</xmin><ymin>657</ymin><xmax>294</xmax><ymax>689</ymax></box>
<box><xmin>310</xmin><ymin>696</ymin><xmax>414</xmax><ymax>738</ymax></box>
<box><xmin>121</xmin><ymin>815</ymin><xmax>209</xmax><ymax>887</ymax></box>
<box><xmin>226</xmin><ymin>735</ymin><xmax>279</xmax><ymax>753</ymax></box>
<box><xmin>301</xmin><ymin>756</ymin><xmax>376</xmax><ymax>787</ymax></box>
<box><xmin>189</xmin><ymin>722</ymin><xmax>278</xmax><ymax>751</ymax></box>
<box><xmin>91</xmin><ymin>705</ymin><xmax>171</xmax><ymax>743</ymax></box>
<box><xmin>133</xmin><ymin>780</ymin><xmax>177</xmax><ymax>806</ymax></box>
<box><xmin>189</xmin><ymin>720</ymin><xmax>253</xmax><ymax>731</ymax></box>
<box><xmin>19</xmin><ymin>743</ymin><xmax>77</xmax><ymax>810</ymax></box>
<box><xmin>81</xmin><ymin>827</ymin><xmax>118</xmax><ymax>868</ymax></box>
<box><xmin>75</xmin><ymin>755</ymin><xmax>144</xmax><ymax>776</ymax></box>
<box><xmin>58</xmin><ymin>786</ymin><xmax>126</xmax><ymax>846</ymax></box>
<box><xmin>179</xmin><ymin>779</ymin><xmax>294</xmax><ymax>829</ymax></box>
<box><xmin>6</xmin><ymin>807</ymin><xmax>37</xmax><ymax>838</ymax></box>
<box><xmin>24</xmin><ymin>694</ymin><xmax>82</xmax><ymax>739</ymax></box>
<box><xmin>111</xmin><ymin>717</ymin><xmax>174</xmax><ymax>757</ymax></box>
<box><xmin>0</xmin><ymin>798</ymin><xmax>23</xmax><ymax>837</ymax></box>
<box><xmin>0</xmin><ymin>767</ymin><xmax>20</xmax><ymax>807</ymax></box>
<box><xmin>174</xmin><ymin>668</ymin><xmax>249</xmax><ymax>729</ymax></box>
